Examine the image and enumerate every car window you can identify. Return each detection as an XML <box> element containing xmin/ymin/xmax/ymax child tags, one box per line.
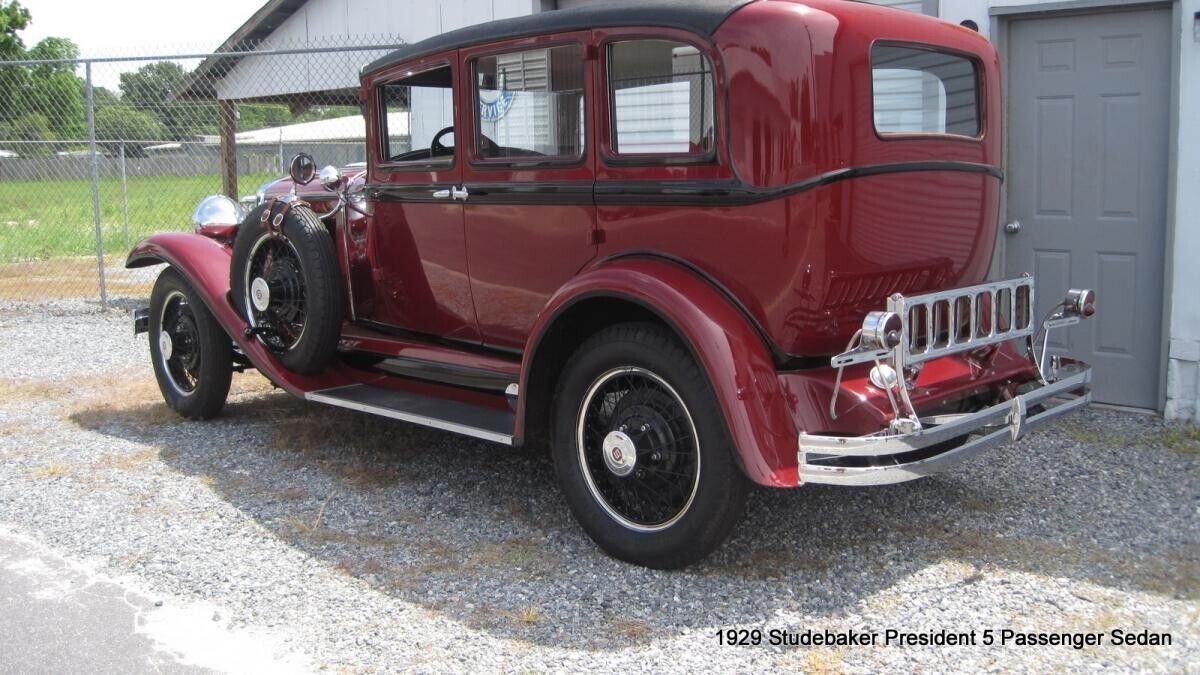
<box><xmin>473</xmin><ymin>44</ymin><xmax>585</xmax><ymax>162</ymax></box>
<box><xmin>607</xmin><ymin>40</ymin><xmax>715</xmax><ymax>156</ymax></box>
<box><xmin>871</xmin><ymin>45</ymin><xmax>979</xmax><ymax>137</ymax></box>
<box><xmin>380</xmin><ymin>65</ymin><xmax>456</xmax><ymax>165</ymax></box>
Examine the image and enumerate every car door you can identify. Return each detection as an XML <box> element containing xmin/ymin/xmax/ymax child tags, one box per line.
<box><xmin>459</xmin><ymin>34</ymin><xmax>598</xmax><ymax>351</ymax></box>
<box><xmin>357</xmin><ymin>56</ymin><xmax>480</xmax><ymax>343</ymax></box>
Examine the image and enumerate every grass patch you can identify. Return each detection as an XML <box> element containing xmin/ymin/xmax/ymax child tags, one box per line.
<box><xmin>609</xmin><ymin>618</ymin><xmax>653</xmax><ymax>642</ymax></box>
<box><xmin>29</xmin><ymin>463</ymin><xmax>71</xmax><ymax>479</ymax></box>
<box><xmin>0</xmin><ymin>172</ymin><xmax>276</xmax><ymax>262</ymax></box>
<box><xmin>506</xmin><ymin>605</ymin><xmax>543</xmax><ymax>625</ymax></box>
<box><xmin>1146</xmin><ymin>425</ymin><xmax>1200</xmax><ymax>457</ymax></box>
<box><xmin>469</xmin><ymin>539</ymin><xmax>542</xmax><ymax>567</ymax></box>
<box><xmin>0</xmin><ymin>377</ymin><xmax>71</xmax><ymax>402</ymax></box>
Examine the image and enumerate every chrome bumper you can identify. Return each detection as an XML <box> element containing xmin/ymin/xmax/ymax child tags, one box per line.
<box><xmin>798</xmin><ymin>363</ymin><xmax>1091</xmax><ymax>486</ymax></box>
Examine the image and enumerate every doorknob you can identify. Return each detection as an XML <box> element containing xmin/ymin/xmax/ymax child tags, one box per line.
<box><xmin>432</xmin><ymin>188</ymin><xmax>451</xmax><ymax>199</ymax></box>
<box><xmin>451</xmin><ymin>185</ymin><xmax>469</xmax><ymax>201</ymax></box>
<box><xmin>1004</xmin><ymin>220</ymin><xmax>1022</xmax><ymax>234</ymax></box>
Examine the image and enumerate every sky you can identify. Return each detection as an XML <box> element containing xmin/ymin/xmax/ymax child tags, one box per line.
<box><xmin>18</xmin><ymin>0</ymin><xmax>264</xmax><ymax>88</ymax></box>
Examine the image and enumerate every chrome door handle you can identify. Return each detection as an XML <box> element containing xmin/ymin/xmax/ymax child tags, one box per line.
<box><xmin>1004</xmin><ymin>220</ymin><xmax>1022</xmax><ymax>234</ymax></box>
<box><xmin>451</xmin><ymin>185</ymin><xmax>469</xmax><ymax>202</ymax></box>
<box><xmin>432</xmin><ymin>188</ymin><xmax>452</xmax><ymax>199</ymax></box>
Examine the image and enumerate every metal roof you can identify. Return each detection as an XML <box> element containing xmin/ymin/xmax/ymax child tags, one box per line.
<box><xmin>362</xmin><ymin>0</ymin><xmax>753</xmax><ymax>77</ymax></box>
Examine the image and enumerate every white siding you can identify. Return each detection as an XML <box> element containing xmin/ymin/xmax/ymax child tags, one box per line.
<box><xmin>215</xmin><ymin>0</ymin><xmax>540</xmax><ymax>100</ymax></box>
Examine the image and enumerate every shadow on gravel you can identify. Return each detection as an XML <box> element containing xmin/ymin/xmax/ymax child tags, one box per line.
<box><xmin>72</xmin><ymin>393</ymin><xmax>1200</xmax><ymax>650</ymax></box>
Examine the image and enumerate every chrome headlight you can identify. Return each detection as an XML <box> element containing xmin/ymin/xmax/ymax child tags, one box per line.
<box><xmin>861</xmin><ymin>311</ymin><xmax>903</xmax><ymax>350</ymax></box>
<box><xmin>192</xmin><ymin>194</ymin><xmax>248</xmax><ymax>231</ymax></box>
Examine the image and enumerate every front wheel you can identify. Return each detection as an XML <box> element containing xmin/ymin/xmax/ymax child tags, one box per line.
<box><xmin>552</xmin><ymin>323</ymin><xmax>749</xmax><ymax>569</ymax></box>
<box><xmin>148</xmin><ymin>269</ymin><xmax>233</xmax><ymax>419</ymax></box>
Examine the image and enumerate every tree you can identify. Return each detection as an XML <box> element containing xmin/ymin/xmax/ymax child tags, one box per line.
<box><xmin>119</xmin><ymin>61</ymin><xmax>215</xmax><ymax>140</ymax></box>
<box><xmin>0</xmin><ymin>8</ymin><xmax>84</xmax><ymax>145</ymax></box>
<box><xmin>0</xmin><ymin>1</ymin><xmax>30</xmax><ymax>58</ymax></box>
<box><xmin>95</xmin><ymin>104</ymin><xmax>163</xmax><ymax>154</ymax></box>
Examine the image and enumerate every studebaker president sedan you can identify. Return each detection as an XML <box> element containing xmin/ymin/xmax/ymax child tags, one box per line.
<box><xmin>128</xmin><ymin>0</ymin><xmax>1095</xmax><ymax>568</ymax></box>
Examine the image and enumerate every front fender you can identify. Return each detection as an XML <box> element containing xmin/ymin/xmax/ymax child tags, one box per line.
<box><xmin>126</xmin><ymin>232</ymin><xmax>354</xmax><ymax>396</ymax></box>
<box><xmin>519</xmin><ymin>257</ymin><xmax>799</xmax><ymax>487</ymax></box>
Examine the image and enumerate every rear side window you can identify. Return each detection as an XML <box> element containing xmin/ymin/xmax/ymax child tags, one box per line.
<box><xmin>607</xmin><ymin>39</ymin><xmax>715</xmax><ymax>156</ymax></box>
<box><xmin>473</xmin><ymin>44</ymin><xmax>586</xmax><ymax>162</ymax></box>
<box><xmin>871</xmin><ymin>44</ymin><xmax>979</xmax><ymax>137</ymax></box>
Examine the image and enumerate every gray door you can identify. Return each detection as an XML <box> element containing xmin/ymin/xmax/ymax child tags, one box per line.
<box><xmin>1004</xmin><ymin>8</ymin><xmax>1170</xmax><ymax>408</ymax></box>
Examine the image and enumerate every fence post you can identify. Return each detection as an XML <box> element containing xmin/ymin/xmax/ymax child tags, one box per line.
<box><xmin>85</xmin><ymin>61</ymin><xmax>107</xmax><ymax>307</ymax></box>
<box><xmin>119</xmin><ymin>141</ymin><xmax>130</xmax><ymax>251</ymax></box>
<box><xmin>219</xmin><ymin>99</ymin><xmax>238</xmax><ymax>199</ymax></box>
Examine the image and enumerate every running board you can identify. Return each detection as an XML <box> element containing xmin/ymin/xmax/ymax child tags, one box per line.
<box><xmin>305</xmin><ymin>384</ymin><xmax>514</xmax><ymax>445</ymax></box>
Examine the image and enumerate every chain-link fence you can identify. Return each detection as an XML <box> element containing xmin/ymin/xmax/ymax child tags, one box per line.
<box><xmin>0</xmin><ymin>37</ymin><xmax>401</xmax><ymax>305</ymax></box>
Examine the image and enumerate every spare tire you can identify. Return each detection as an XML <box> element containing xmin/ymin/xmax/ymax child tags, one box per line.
<box><xmin>230</xmin><ymin>200</ymin><xmax>343</xmax><ymax>375</ymax></box>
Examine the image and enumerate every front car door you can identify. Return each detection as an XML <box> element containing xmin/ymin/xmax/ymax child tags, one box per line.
<box><xmin>459</xmin><ymin>33</ymin><xmax>598</xmax><ymax>351</ymax></box>
<box><xmin>358</xmin><ymin>56</ymin><xmax>480</xmax><ymax>343</ymax></box>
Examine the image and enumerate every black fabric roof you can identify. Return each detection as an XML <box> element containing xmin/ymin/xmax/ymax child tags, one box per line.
<box><xmin>362</xmin><ymin>0</ymin><xmax>754</xmax><ymax>76</ymax></box>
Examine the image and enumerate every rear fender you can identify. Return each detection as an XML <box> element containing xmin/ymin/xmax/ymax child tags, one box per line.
<box><xmin>519</xmin><ymin>257</ymin><xmax>799</xmax><ymax>487</ymax></box>
<box><xmin>126</xmin><ymin>232</ymin><xmax>354</xmax><ymax>396</ymax></box>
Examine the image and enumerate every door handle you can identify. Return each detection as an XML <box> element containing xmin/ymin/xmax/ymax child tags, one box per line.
<box><xmin>1004</xmin><ymin>220</ymin><xmax>1022</xmax><ymax>235</ymax></box>
<box><xmin>432</xmin><ymin>186</ymin><xmax>468</xmax><ymax>201</ymax></box>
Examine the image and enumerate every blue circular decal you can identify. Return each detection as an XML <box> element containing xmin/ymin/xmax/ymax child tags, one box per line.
<box><xmin>479</xmin><ymin>89</ymin><xmax>515</xmax><ymax>122</ymax></box>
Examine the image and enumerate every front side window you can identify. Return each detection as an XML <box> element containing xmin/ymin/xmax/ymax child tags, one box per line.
<box><xmin>871</xmin><ymin>44</ymin><xmax>980</xmax><ymax>137</ymax></box>
<box><xmin>380</xmin><ymin>65</ymin><xmax>456</xmax><ymax>165</ymax></box>
<box><xmin>607</xmin><ymin>39</ymin><xmax>715</xmax><ymax>156</ymax></box>
<box><xmin>474</xmin><ymin>44</ymin><xmax>585</xmax><ymax>162</ymax></box>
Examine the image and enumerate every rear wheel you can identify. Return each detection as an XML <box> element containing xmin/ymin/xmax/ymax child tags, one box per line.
<box><xmin>149</xmin><ymin>269</ymin><xmax>232</xmax><ymax>419</ymax></box>
<box><xmin>552</xmin><ymin>322</ymin><xmax>749</xmax><ymax>569</ymax></box>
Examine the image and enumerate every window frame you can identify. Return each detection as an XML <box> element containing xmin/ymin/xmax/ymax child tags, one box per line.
<box><xmin>868</xmin><ymin>40</ymin><xmax>986</xmax><ymax>143</ymax></box>
<box><xmin>600</xmin><ymin>35</ymin><xmax>720</xmax><ymax>167</ymax></box>
<box><xmin>467</xmin><ymin>39</ymin><xmax>589</xmax><ymax>170</ymax></box>
<box><xmin>375</xmin><ymin>59</ymin><xmax>459</xmax><ymax>173</ymax></box>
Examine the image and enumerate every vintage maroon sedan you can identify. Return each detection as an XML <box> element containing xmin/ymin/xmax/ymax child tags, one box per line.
<box><xmin>128</xmin><ymin>0</ymin><xmax>1095</xmax><ymax>568</ymax></box>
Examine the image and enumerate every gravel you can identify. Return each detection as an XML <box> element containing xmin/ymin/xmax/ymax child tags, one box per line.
<box><xmin>0</xmin><ymin>298</ymin><xmax>1197</xmax><ymax>672</ymax></box>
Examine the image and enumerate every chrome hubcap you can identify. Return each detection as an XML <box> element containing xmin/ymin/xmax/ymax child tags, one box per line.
<box><xmin>601</xmin><ymin>429</ymin><xmax>638</xmax><ymax>477</ymax></box>
<box><xmin>158</xmin><ymin>331</ymin><xmax>173</xmax><ymax>360</ymax></box>
<box><xmin>250</xmin><ymin>276</ymin><xmax>271</xmax><ymax>312</ymax></box>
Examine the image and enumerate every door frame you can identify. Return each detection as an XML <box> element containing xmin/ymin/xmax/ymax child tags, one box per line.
<box><xmin>989</xmin><ymin>0</ymin><xmax>1182</xmax><ymax>412</ymax></box>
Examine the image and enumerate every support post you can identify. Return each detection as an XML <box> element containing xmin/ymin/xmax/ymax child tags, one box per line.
<box><xmin>119</xmin><ymin>141</ymin><xmax>129</xmax><ymax>251</ymax></box>
<box><xmin>85</xmin><ymin>61</ymin><xmax>107</xmax><ymax>306</ymax></box>
<box><xmin>218</xmin><ymin>99</ymin><xmax>238</xmax><ymax>200</ymax></box>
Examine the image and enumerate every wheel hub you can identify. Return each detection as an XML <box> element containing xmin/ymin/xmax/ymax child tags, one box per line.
<box><xmin>601</xmin><ymin>430</ymin><xmax>638</xmax><ymax>477</ymax></box>
<box><xmin>158</xmin><ymin>331</ymin><xmax>173</xmax><ymax>360</ymax></box>
<box><xmin>250</xmin><ymin>276</ymin><xmax>271</xmax><ymax>312</ymax></box>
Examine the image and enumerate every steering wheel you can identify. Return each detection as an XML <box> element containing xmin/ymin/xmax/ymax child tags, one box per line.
<box><xmin>431</xmin><ymin>126</ymin><xmax>455</xmax><ymax>156</ymax></box>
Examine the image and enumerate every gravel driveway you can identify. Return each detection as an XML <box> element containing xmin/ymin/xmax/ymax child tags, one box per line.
<box><xmin>0</xmin><ymin>299</ymin><xmax>1196</xmax><ymax>672</ymax></box>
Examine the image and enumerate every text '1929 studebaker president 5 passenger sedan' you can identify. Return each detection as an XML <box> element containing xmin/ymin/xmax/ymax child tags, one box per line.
<box><xmin>128</xmin><ymin>0</ymin><xmax>1096</xmax><ymax>568</ymax></box>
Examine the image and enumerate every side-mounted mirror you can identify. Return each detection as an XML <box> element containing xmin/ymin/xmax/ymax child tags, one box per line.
<box><xmin>319</xmin><ymin>165</ymin><xmax>343</xmax><ymax>192</ymax></box>
<box><xmin>289</xmin><ymin>153</ymin><xmax>317</xmax><ymax>185</ymax></box>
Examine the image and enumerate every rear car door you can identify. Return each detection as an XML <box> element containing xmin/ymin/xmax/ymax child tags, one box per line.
<box><xmin>359</xmin><ymin>57</ymin><xmax>480</xmax><ymax>342</ymax></box>
<box><xmin>459</xmin><ymin>34</ymin><xmax>597</xmax><ymax>351</ymax></box>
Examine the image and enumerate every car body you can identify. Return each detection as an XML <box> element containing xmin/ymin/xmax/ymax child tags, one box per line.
<box><xmin>129</xmin><ymin>0</ymin><xmax>1094</xmax><ymax>567</ymax></box>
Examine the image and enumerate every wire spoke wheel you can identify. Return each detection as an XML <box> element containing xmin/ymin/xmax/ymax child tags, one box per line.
<box><xmin>157</xmin><ymin>290</ymin><xmax>202</xmax><ymax>395</ymax></box>
<box><xmin>244</xmin><ymin>235</ymin><xmax>308</xmax><ymax>352</ymax></box>
<box><xmin>576</xmin><ymin>366</ymin><xmax>701</xmax><ymax>532</ymax></box>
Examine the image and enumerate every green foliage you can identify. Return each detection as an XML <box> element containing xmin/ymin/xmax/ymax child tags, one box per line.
<box><xmin>119</xmin><ymin>61</ymin><xmax>186</xmax><ymax>108</ymax></box>
<box><xmin>95</xmin><ymin>105</ymin><xmax>163</xmax><ymax>143</ymax></box>
<box><xmin>0</xmin><ymin>1</ymin><xmax>30</xmax><ymax>58</ymax></box>
<box><xmin>0</xmin><ymin>3</ymin><xmax>366</xmax><ymax>150</ymax></box>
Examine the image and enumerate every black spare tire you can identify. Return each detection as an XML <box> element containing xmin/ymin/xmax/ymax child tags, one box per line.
<box><xmin>230</xmin><ymin>200</ymin><xmax>343</xmax><ymax>375</ymax></box>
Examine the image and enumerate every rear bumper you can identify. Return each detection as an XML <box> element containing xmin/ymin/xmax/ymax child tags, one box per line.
<box><xmin>798</xmin><ymin>362</ymin><xmax>1090</xmax><ymax>485</ymax></box>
